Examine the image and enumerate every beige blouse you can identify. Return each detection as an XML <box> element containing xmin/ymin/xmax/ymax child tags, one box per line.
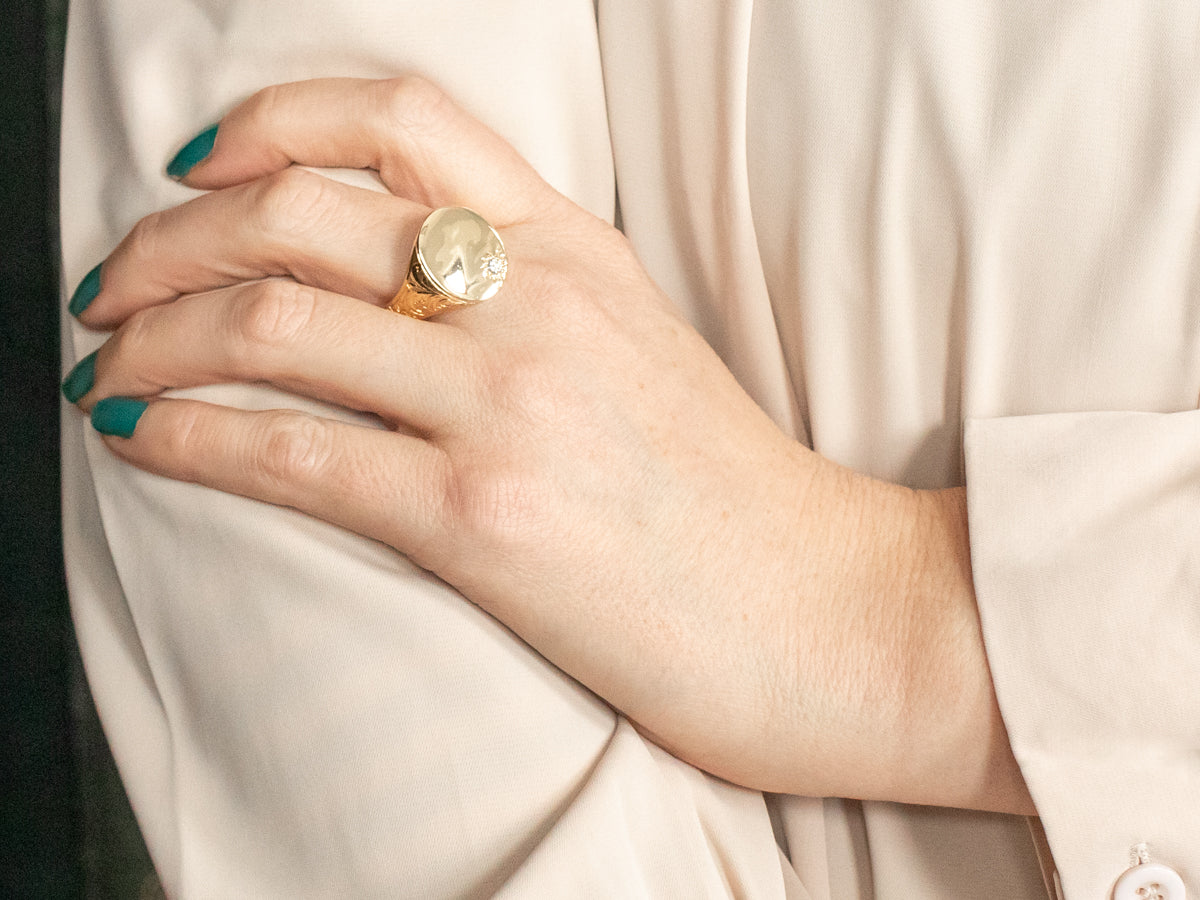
<box><xmin>61</xmin><ymin>0</ymin><xmax>1199</xmax><ymax>897</ymax></box>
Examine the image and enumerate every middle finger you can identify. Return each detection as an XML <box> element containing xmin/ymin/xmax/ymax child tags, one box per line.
<box><xmin>78</xmin><ymin>168</ymin><xmax>425</xmax><ymax>329</ymax></box>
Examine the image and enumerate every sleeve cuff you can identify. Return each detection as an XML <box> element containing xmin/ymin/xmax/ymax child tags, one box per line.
<box><xmin>964</xmin><ymin>410</ymin><xmax>1200</xmax><ymax>900</ymax></box>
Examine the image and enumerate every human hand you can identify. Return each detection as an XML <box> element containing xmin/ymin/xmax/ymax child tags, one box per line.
<box><xmin>64</xmin><ymin>77</ymin><xmax>1030</xmax><ymax>813</ymax></box>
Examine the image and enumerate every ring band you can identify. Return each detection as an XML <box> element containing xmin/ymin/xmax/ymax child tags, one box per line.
<box><xmin>388</xmin><ymin>206</ymin><xmax>508</xmax><ymax>319</ymax></box>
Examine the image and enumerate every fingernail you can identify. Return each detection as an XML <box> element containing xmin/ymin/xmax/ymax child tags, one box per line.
<box><xmin>68</xmin><ymin>263</ymin><xmax>103</xmax><ymax>317</ymax></box>
<box><xmin>61</xmin><ymin>350</ymin><xmax>98</xmax><ymax>403</ymax></box>
<box><xmin>91</xmin><ymin>397</ymin><xmax>148</xmax><ymax>438</ymax></box>
<box><xmin>167</xmin><ymin>123</ymin><xmax>219</xmax><ymax>180</ymax></box>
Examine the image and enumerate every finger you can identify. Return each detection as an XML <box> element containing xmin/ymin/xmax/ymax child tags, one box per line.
<box><xmin>92</xmin><ymin>396</ymin><xmax>450</xmax><ymax>565</ymax></box>
<box><xmin>78</xmin><ymin>168</ymin><xmax>424</xmax><ymax>328</ymax></box>
<box><xmin>175</xmin><ymin>77</ymin><xmax>557</xmax><ymax>222</ymax></box>
<box><xmin>73</xmin><ymin>279</ymin><xmax>475</xmax><ymax>431</ymax></box>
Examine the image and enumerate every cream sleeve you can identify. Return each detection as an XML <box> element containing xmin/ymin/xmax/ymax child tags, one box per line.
<box><xmin>967</xmin><ymin>411</ymin><xmax>1200</xmax><ymax>899</ymax></box>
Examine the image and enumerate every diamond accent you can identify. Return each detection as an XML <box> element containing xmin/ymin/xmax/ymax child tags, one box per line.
<box><xmin>482</xmin><ymin>251</ymin><xmax>508</xmax><ymax>282</ymax></box>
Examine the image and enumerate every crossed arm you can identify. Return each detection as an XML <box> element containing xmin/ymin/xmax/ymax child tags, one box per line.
<box><xmin>63</xmin><ymin>76</ymin><xmax>1033</xmax><ymax>815</ymax></box>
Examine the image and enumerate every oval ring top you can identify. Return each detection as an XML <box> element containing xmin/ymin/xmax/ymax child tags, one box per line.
<box><xmin>415</xmin><ymin>207</ymin><xmax>508</xmax><ymax>304</ymax></box>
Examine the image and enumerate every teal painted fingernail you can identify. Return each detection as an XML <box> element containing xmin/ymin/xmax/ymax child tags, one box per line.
<box><xmin>68</xmin><ymin>263</ymin><xmax>103</xmax><ymax>317</ymax></box>
<box><xmin>91</xmin><ymin>397</ymin><xmax>148</xmax><ymax>438</ymax></box>
<box><xmin>167</xmin><ymin>123</ymin><xmax>218</xmax><ymax>180</ymax></box>
<box><xmin>61</xmin><ymin>351</ymin><xmax>98</xmax><ymax>403</ymax></box>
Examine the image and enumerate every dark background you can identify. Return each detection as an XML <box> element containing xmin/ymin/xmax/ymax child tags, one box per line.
<box><xmin>0</xmin><ymin>0</ymin><xmax>80</xmax><ymax>894</ymax></box>
<box><xmin>2</xmin><ymin>4</ymin><xmax>158</xmax><ymax>897</ymax></box>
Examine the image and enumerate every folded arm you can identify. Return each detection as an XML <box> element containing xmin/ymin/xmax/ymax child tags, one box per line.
<box><xmin>66</xmin><ymin>76</ymin><xmax>1032</xmax><ymax>815</ymax></box>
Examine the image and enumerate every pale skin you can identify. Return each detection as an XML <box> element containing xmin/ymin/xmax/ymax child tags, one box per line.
<box><xmin>67</xmin><ymin>77</ymin><xmax>1034</xmax><ymax>815</ymax></box>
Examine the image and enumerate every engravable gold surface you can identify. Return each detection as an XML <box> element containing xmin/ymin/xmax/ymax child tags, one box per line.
<box><xmin>388</xmin><ymin>207</ymin><xmax>507</xmax><ymax>318</ymax></box>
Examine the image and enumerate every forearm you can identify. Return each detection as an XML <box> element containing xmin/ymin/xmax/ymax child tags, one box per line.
<box><xmin>634</xmin><ymin>440</ymin><xmax>1032</xmax><ymax>815</ymax></box>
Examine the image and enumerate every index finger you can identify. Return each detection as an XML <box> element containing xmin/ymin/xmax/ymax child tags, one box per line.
<box><xmin>174</xmin><ymin>77</ymin><xmax>558</xmax><ymax>224</ymax></box>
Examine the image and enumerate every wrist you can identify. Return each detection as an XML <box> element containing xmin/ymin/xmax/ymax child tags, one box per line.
<box><xmin>893</xmin><ymin>486</ymin><xmax>1034</xmax><ymax>813</ymax></box>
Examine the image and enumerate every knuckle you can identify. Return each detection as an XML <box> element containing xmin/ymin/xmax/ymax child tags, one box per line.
<box><xmin>488</xmin><ymin>356</ymin><xmax>568</xmax><ymax>429</ymax></box>
<box><xmin>254</xmin><ymin>167</ymin><xmax>337</xmax><ymax>239</ymax></box>
<box><xmin>111</xmin><ymin>306</ymin><xmax>159</xmax><ymax>364</ymax></box>
<box><xmin>162</xmin><ymin>402</ymin><xmax>208</xmax><ymax>482</ymax></box>
<box><xmin>377</xmin><ymin>75</ymin><xmax>452</xmax><ymax>137</ymax></box>
<box><xmin>527</xmin><ymin>265</ymin><xmax>586</xmax><ymax>311</ymax></box>
<box><xmin>241</xmin><ymin>82</ymin><xmax>287</xmax><ymax>129</ymax></box>
<box><xmin>234</xmin><ymin>279</ymin><xmax>320</xmax><ymax>355</ymax></box>
<box><xmin>448</xmin><ymin>463</ymin><xmax>547</xmax><ymax>551</ymax></box>
<box><xmin>528</xmin><ymin>265</ymin><xmax>612</xmax><ymax>342</ymax></box>
<box><xmin>255</xmin><ymin>412</ymin><xmax>333</xmax><ymax>485</ymax></box>
<box><xmin>127</xmin><ymin>211</ymin><xmax>167</xmax><ymax>266</ymax></box>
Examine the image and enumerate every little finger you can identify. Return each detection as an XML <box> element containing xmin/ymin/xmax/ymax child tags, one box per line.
<box><xmin>90</xmin><ymin>397</ymin><xmax>451</xmax><ymax>566</ymax></box>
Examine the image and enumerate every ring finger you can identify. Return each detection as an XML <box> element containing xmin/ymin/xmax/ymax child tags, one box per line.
<box><xmin>67</xmin><ymin>278</ymin><xmax>476</xmax><ymax>432</ymax></box>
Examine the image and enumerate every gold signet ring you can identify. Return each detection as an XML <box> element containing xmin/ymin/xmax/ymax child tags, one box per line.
<box><xmin>387</xmin><ymin>206</ymin><xmax>508</xmax><ymax>319</ymax></box>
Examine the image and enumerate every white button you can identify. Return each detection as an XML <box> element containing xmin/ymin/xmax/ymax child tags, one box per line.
<box><xmin>1112</xmin><ymin>863</ymin><xmax>1187</xmax><ymax>900</ymax></box>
